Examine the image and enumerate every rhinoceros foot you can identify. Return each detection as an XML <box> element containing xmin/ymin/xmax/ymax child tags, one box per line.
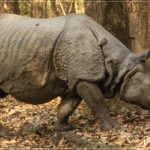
<box><xmin>55</xmin><ymin>122</ymin><xmax>73</xmax><ymax>131</ymax></box>
<box><xmin>100</xmin><ymin>119</ymin><xmax>121</xmax><ymax>131</ymax></box>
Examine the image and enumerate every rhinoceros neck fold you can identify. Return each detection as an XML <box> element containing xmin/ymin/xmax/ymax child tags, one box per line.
<box><xmin>101</xmin><ymin>39</ymin><xmax>138</xmax><ymax>99</ymax></box>
<box><xmin>118</xmin><ymin>65</ymin><xmax>139</xmax><ymax>102</ymax></box>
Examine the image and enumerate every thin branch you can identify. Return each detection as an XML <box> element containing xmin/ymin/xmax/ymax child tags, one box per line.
<box><xmin>50</xmin><ymin>0</ymin><xmax>59</xmax><ymax>17</ymax></box>
<box><xmin>58</xmin><ymin>0</ymin><xmax>66</xmax><ymax>16</ymax></box>
<box><xmin>68</xmin><ymin>0</ymin><xmax>73</xmax><ymax>14</ymax></box>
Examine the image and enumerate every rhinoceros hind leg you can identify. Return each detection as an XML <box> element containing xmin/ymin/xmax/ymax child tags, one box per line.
<box><xmin>0</xmin><ymin>89</ymin><xmax>8</xmax><ymax>98</ymax></box>
<box><xmin>0</xmin><ymin>123</ymin><xmax>9</xmax><ymax>136</ymax></box>
<box><xmin>55</xmin><ymin>95</ymin><xmax>82</xmax><ymax>131</ymax></box>
<box><xmin>76</xmin><ymin>81</ymin><xmax>121</xmax><ymax>131</ymax></box>
<box><xmin>0</xmin><ymin>90</ymin><xmax>9</xmax><ymax>136</ymax></box>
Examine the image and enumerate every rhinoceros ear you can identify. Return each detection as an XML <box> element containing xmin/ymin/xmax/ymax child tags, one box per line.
<box><xmin>139</xmin><ymin>48</ymin><xmax>150</xmax><ymax>61</ymax></box>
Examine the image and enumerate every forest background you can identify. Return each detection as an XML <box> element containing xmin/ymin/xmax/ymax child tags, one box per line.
<box><xmin>0</xmin><ymin>0</ymin><xmax>150</xmax><ymax>120</ymax></box>
<box><xmin>0</xmin><ymin>0</ymin><xmax>150</xmax><ymax>148</ymax></box>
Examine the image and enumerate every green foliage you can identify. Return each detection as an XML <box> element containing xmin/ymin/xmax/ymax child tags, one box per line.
<box><xmin>47</xmin><ymin>0</ymin><xmax>52</xmax><ymax>18</ymax></box>
<box><xmin>18</xmin><ymin>0</ymin><xmax>84</xmax><ymax>18</ymax></box>
<box><xmin>86</xmin><ymin>126</ymin><xmax>89</xmax><ymax>132</ymax></box>
<box><xmin>19</xmin><ymin>3</ymin><xmax>31</xmax><ymax>17</ymax></box>
<box><xmin>75</xmin><ymin>0</ymin><xmax>84</xmax><ymax>14</ymax></box>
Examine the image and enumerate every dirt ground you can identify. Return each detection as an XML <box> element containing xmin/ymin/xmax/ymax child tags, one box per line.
<box><xmin>0</xmin><ymin>95</ymin><xmax>150</xmax><ymax>149</ymax></box>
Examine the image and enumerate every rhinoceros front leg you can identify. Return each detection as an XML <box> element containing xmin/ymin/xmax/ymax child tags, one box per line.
<box><xmin>76</xmin><ymin>81</ymin><xmax>120</xmax><ymax>131</ymax></box>
<box><xmin>55</xmin><ymin>95</ymin><xmax>82</xmax><ymax>131</ymax></box>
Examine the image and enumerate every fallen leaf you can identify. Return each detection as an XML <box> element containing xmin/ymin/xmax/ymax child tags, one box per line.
<box><xmin>14</xmin><ymin>106</ymin><xmax>20</xmax><ymax>109</ymax></box>
<box><xmin>145</xmin><ymin>127</ymin><xmax>150</xmax><ymax>132</ymax></box>
<box><xmin>128</xmin><ymin>125</ymin><xmax>133</xmax><ymax>130</ymax></box>
<box><xmin>110</xmin><ymin>136</ymin><xmax>118</xmax><ymax>141</ymax></box>
<box><xmin>65</xmin><ymin>142</ymin><xmax>71</xmax><ymax>147</ymax></box>
<box><xmin>135</xmin><ymin>139</ymin><xmax>141</xmax><ymax>144</ymax></box>
<box><xmin>58</xmin><ymin>137</ymin><xmax>64</xmax><ymax>147</ymax></box>
<box><xmin>140</xmin><ymin>126</ymin><xmax>144</xmax><ymax>132</ymax></box>
<box><xmin>83</xmin><ymin>133</ymin><xmax>91</xmax><ymax>138</ymax></box>
<box><xmin>119</xmin><ymin>135</ymin><xmax>127</xmax><ymax>139</ymax></box>
<box><xmin>115</xmin><ymin>139</ymin><xmax>125</xmax><ymax>147</ymax></box>
<box><xmin>79</xmin><ymin>119</ymin><xmax>88</xmax><ymax>124</ymax></box>
<box><xmin>10</xmin><ymin>111</ymin><xmax>22</xmax><ymax>118</ymax></box>
<box><xmin>0</xmin><ymin>105</ymin><xmax>5</xmax><ymax>109</ymax></box>
<box><xmin>78</xmin><ymin>105</ymin><xmax>83</xmax><ymax>109</ymax></box>
<box><xmin>76</xmin><ymin>132</ymin><xmax>83</xmax><ymax>136</ymax></box>
<box><xmin>47</xmin><ymin>126</ymin><xmax>55</xmax><ymax>130</ymax></box>
<box><xmin>141</xmin><ymin>110</ymin><xmax>149</xmax><ymax>115</ymax></box>
<box><xmin>95</xmin><ymin>131</ymin><xmax>101</xmax><ymax>135</ymax></box>
<box><xmin>70</xmin><ymin>119</ymin><xmax>79</xmax><ymax>124</ymax></box>
<box><xmin>100</xmin><ymin>136</ymin><xmax>108</xmax><ymax>141</ymax></box>
<box><xmin>1</xmin><ymin>143</ymin><xmax>8</xmax><ymax>148</ymax></box>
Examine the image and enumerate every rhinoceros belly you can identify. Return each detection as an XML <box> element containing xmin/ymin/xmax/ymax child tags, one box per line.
<box><xmin>0</xmin><ymin>14</ymin><xmax>68</xmax><ymax>104</ymax></box>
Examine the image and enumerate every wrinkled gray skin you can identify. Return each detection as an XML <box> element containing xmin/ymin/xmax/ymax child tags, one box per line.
<box><xmin>0</xmin><ymin>13</ymin><xmax>150</xmax><ymax>135</ymax></box>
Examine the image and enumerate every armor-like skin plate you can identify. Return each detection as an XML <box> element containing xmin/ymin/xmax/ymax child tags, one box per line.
<box><xmin>0</xmin><ymin>13</ymin><xmax>150</xmax><ymax>134</ymax></box>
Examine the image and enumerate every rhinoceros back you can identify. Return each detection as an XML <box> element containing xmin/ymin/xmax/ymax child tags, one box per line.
<box><xmin>0</xmin><ymin>13</ymin><xmax>67</xmax><ymax>103</ymax></box>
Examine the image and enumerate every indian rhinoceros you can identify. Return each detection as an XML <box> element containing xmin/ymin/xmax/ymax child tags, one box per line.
<box><xmin>0</xmin><ymin>13</ymin><xmax>150</xmax><ymax>135</ymax></box>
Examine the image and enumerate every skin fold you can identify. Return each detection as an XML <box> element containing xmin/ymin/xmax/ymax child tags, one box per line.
<box><xmin>0</xmin><ymin>13</ymin><xmax>150</xmax><ymax>135</ymax></box>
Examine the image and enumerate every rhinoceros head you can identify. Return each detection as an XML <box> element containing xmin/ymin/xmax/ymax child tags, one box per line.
<box><xmin>119</xmin><ymin>49</ymin><xmax>150</xmax><ymax>110</ymax></box>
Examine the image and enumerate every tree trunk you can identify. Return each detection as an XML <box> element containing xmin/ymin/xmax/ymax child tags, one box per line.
<box><xmin>83</xmin><ymin>0</ymin><xmax>149</xmax><ymax>114</ymax></box>
<box><xmin>56</xmin><ymin>0</ymin><xmax>76</xmax><ymax>16</ymax></box>
<box><xmin>149</xmin><ymin>2</ymin><xmax>150</xmax><ymax>48</ymax></box>
<box><xmin>4</xmin><ymin>0</ymin><xmax>20</xmax><ymax>14</ymax></box>
<box><xmin>0</xmin><ymin>1</ymin><xmax>4</xmax><ymax>14</ymax></box>
<box><xmin>31</xmin><ymin>0</ymin><xmax>48</xmax><ymax>18</ymax></box>
<box><xmin>126</xmin><ymin>1</ymin><xmax>149</xmax><ymax>55</ymax></box>
<box><xmin>50</xmin><ymin>0</ymin><xmax>59</xmax><ymax>17</ymax></box>
<box><xmin>85</xmin><ymin>0</ymin><xmax>149</xmax><ymax>55</ymax></box>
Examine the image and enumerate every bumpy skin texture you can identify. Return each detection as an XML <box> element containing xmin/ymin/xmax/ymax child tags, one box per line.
<box><xmin>0</xmin><ymin>13</ymin><xmax>150</xmax><ymax>134</ymax></box>
<box><xmin>0</xmin><ymin>13</ymin><xmax>68</xmax><ymax>104</ymax></box>
<box><xmin>54</xmin><ymin>15</ymin><xmax>106</xmax><ymax>90</ymax></box>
